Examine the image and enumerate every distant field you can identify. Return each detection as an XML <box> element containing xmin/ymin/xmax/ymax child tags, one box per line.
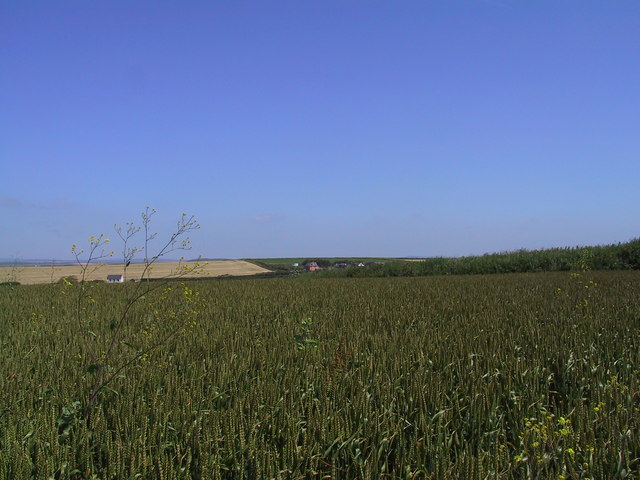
<box><xmin>0</xmin><ymin>260</ymin><xmax>270</xmax><ymax>284</ymax></box>
<box><xmin>246</xmin><ymin>258</ymin><xmax>306</xmax><ymax>265</ymax></box>
<box><xmin>248</xmin><ymin>257</ymin><xmax>393</xmax><ymax>266</ymax></box>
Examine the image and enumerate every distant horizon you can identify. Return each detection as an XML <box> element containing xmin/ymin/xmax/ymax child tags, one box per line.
<box><xmin>2</xmin><ymin>235</ymin><xmax>638</xmax><ymax>266</ymax></box>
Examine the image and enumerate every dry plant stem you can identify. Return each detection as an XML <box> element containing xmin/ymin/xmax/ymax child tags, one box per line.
<box><xmin>103</xmin><ymin>212</ymin><xmax>199</xmax><ymax>365</ymax></box>
<box><xmin>115</xmin><ymin>221</ymin><xmax>141</xmax><ymax>281</ymax></box>
<box><xmin>72</xmin><ymin>235</ymin><xmax>114</xmax><ymax>373</ymax></box>
<box><xmin>82</xmin><ymin>210</ymin><xmax>200</xmax><ymax>424</ymax></box>
<box><xmin>85</xmin><ymin>317</ymin><xmax>186</xmax><ymax>423</ymax></box>
<box><xmin>85</xmin><ymin>272</ymin><xmax>185</xmax><ymax>421</ymax></box>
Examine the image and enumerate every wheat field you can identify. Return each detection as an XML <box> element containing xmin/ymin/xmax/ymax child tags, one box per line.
<box><xmin>1</xmin><ymin>271</ymin><xmax>638</xmax><ymax>478</ymax></box>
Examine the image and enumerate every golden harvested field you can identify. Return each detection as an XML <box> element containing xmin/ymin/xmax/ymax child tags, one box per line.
<box><xmin>0</xmin><ymin>260</ymin><xmax>270</xmax><ymax>285</ymax></box>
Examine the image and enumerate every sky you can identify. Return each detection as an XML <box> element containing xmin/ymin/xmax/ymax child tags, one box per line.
<box><xmin>1</xmin><ymin>1</ymin><xmax>639</xmax><ymax>260</ymax></box>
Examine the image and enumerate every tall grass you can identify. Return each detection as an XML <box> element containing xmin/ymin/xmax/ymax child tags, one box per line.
<box><xmin>1</xmin><ymin>271</ymin><xmax>639</xmax><ymax>478</ymax></box>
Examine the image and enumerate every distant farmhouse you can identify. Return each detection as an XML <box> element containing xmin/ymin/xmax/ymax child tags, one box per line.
<box><xmin>107</xmin><ymin>274</ymin><xmax>124</xmax><ymax>283</ymax></box>
<box><xmin>303</xmin><ymin>262</ymin><xmax>322</xmax><ymax>272</ymax></box>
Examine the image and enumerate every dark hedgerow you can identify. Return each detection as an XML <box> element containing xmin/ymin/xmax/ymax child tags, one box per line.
<box><xmin>319</xmin><ymin>238</ymin><xmax>640</xmax><ymax>278</ymax></box>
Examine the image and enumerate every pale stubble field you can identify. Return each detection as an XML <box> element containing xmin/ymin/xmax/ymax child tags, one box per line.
<box><xmin>0</xmin><ymin>260</ymin><xmax>270</xmax><ymax>284</ymax></box>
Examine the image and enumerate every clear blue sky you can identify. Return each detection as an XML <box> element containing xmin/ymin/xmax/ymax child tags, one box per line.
<box><xmin>2</xmin><ymin>1</ymin><xmax>639</xmax><ymax>260</ymax></box>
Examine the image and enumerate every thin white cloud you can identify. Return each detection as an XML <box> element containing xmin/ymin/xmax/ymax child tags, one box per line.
<box><xmin>0</xmin><ymin>197</ymin><xmax>22</xmax><ymax>208</ymax></box>
<box><xmin>254</xmin><ymin>213</ymin><xmax>284</xmax><ymax>223</ymax></box>
<box><xmin>0</xmin><ymin>197</ymin><xmax>75</xmax><ymax>210</ymax></box>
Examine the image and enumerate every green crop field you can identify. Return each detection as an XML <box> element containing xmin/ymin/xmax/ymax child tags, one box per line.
<box><xmin>1</xmin><ymin>271</ymin><xmax>639</xmax><ymax>479</ymax></box>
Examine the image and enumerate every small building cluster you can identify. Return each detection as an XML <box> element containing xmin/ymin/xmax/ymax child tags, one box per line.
<box><xmin>303</xmin><ymin>262</ymin><xmax>321</xmax><ymax>272</ymax></box>
<box><xmin>299</xmin><ymin>261</ymin><xmax>373</xmax><ymax>272</ymax></box>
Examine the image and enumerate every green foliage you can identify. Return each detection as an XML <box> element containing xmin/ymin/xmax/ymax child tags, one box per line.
<box><xmin>321</xmin><ymin>238</ymin><xmax>640</xmax><ymax>279</ymax></box>
<box><xmin>293</xmin><ymin>317</ymin><xmax>318</xmax><ymax>351</ymax></box>
<box><xmin>1</xmin><ymin>272</ymin><xmax>639</xmax><ymax>478</ymax></box>
<box><xmin>57</xmin><ymin>276</ymin><xmax>79</xmax><ymax>285</ymax></box>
